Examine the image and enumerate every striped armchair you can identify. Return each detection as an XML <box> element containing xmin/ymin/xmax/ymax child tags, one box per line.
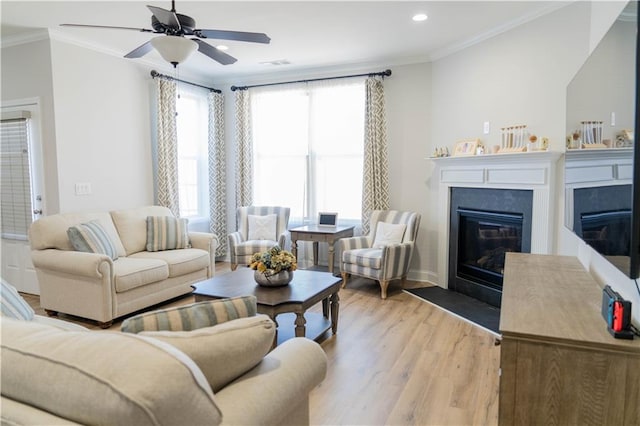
<box><xmin>228</xmin><ymin>206</ymin><xmax>290</xmax><ymax>271</ymax></box>
<box><xmin>340</xmin><ymin>210</ymin><xmax>421</xmax><ymax>299</ymax></box>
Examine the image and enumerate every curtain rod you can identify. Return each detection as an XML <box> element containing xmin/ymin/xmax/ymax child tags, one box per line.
<box><xmin>150</xmin><ymin>70</ymin><xmax>221</xmax><ymax>94</ymax></box>
<box><xmin>230</xmin><ymin>69</ymin><xmax>391</xmax><ymax>91</ymax></box>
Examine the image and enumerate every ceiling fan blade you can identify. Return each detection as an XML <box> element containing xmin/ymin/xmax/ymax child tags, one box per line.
<box><xmin>124</xmin><ymin>41</ymin><xmax>154</xmax><ymax>58</ymax></box>
<box><xmin>195</xmin><ymin>29</ymin><xmax>270</xmax><ymax>44</ymax></box>
<box><xmin>61</xmin><ymin>23</ymin><xmax>153</xmax><ymax>33</ymax></box>
<box><xmin>147</xmin><ymin>5</ymin><xmax>180</xmax><ymax>29</ymax></box>
<box><xmin>193</xmin><ymin>39</ymin><xmax>237</xmax><ymax>65</ymax></box>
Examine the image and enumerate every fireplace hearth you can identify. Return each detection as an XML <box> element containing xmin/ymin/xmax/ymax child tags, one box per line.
<box><xmin>449</xmin><ymin>188</ymin><xmax>533</xmax><ymax>307</ymax></box>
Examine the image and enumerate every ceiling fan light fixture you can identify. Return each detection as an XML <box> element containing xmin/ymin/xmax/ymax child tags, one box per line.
<box><xmin>151</xmin><ymin>35</ymin><xmax>198</xmax><ymax>67</ymax></box>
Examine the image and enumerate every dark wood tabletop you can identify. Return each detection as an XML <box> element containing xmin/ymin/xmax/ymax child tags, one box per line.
<box><xmin>192</xmin><ymin>268</ymin><xmax>341</xmax><ymax>307</ymax></box>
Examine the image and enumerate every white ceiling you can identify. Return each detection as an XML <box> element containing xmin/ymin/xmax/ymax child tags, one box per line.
<box><xmin>1</xmin><ymin>1</ymin><xmax>570</xmax><ymax>84</ymax></box>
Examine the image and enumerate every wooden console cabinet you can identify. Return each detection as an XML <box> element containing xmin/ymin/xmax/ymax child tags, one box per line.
<box><xmin>499</xmin><ymin>253</ymin><xmax>640</xmax><ymax>425</ymax></box>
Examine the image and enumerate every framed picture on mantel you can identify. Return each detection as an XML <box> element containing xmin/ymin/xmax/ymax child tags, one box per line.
<box><xmin>453</xmin><ymin>138</ymin><xmax>480</xmax><ymax>156</ymax></box>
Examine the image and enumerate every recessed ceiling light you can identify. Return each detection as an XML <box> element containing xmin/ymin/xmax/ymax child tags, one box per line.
<box><xmin>412</xmin><ymin>13</ymin><xmax>428</xmax><ymax>22</ymax></box>
<box><xmin>216</xmin><ymin>45</ymin><xmax>229</xmax><ymax>51</ymax></box>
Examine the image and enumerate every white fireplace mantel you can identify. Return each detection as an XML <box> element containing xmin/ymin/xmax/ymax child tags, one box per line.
<box><xmin>430</xmin><ymin>151</ymin><xmax>563</xmax><ymax>289</ymax></box>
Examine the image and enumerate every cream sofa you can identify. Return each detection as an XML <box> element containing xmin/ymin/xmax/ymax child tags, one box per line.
<box><xmin>1</xmin><ymin>293</ymin><xmax>328</xmax><ymax>426</ymax></box>
<box><xmin>29</xmin><ymin>205</ymin><xmax>218</xmax><ymax>327</ymax></box>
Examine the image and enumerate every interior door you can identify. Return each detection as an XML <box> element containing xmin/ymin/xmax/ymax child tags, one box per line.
<box><xmin>1</xmin><ymin>99</ymin><xmax>45</xmax><ymax>294</ymax></box>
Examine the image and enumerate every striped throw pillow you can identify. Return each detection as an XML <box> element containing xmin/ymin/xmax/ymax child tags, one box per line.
<box><xmin>121</xmin><ymin>296</ymin><xmax>257</xmax><ymax>333</ymax></box>
<box><xmin>1</xmin><ymin>278</ymin><xmax>35</xmax><ymax>320</ymax></box>
<box><xmin>67</xmin><ymin>221</ymin><xmax>118</xmax><ymax>260</ymax></box>
<box><xmin>146</xmin><ymin>216</ymin><xmax>190</xmax><ymax>252</ymax></box>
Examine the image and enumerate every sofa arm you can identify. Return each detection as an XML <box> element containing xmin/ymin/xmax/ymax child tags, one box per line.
<box><xmin>31</xmin><ymin>249</ymin><xmax>113</xmax><ymax>279</ymax></box>
<box><xmin>381</xmin><ymin>242</ymin><xmax>414</xmax><ymax>279</ymax></box>
<box><xmin>189</xmin><ymin>232</ymin><xmax>218</xmax><ymax>278</ymax></box>
<box><xmin>215</xmin><ymin>338</ymin><xmax>328</xmax><ymax>425</ymax></box>
<box><xmin>189</xmin><ymin>232</ymin><xmax>218</xmax><ymax>252</ymax></box>
<box><xmin>340</xmin><ymin>235</ymin><xmax>371</xmax><ymax>251</ymax></box>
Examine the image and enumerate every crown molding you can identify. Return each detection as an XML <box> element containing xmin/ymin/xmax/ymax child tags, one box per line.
<box><xmin>1</xmin><ymin>29</ymin><xmax>49</xmax><ymax>48</ymax></box>
<box><xmin>429</xmin><ymin>2</ymin><xmax>571</xmax><ymax>62</ymax></box>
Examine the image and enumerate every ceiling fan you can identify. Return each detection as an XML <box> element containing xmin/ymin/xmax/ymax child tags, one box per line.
<box><xmin>60</xmin><ymin>0</ymin><xmax>271</xmax><ymax>67</ymax></box>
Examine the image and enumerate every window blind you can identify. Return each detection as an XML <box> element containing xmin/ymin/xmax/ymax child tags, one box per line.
<box><xmin>1</xmin><ymin>111</ymin><xmax>33</xmax><ymax>240</ymax></box>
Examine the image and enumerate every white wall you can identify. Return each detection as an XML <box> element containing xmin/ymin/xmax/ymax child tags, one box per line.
<box><xmin>49</xmin><ymin>40</ymin><xmax>154</xmax><ymax>212</ymax></box>
<box><xmin>1</xmin><ymin>38</ymin><xmax>60</xmax><ymax>214</ymax></box>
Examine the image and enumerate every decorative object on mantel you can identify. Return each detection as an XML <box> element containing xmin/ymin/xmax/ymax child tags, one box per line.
<box><xmin>453</xmin><ymin>138</ymin><xmax>481</xmax><ymax>156</ymax></box>
<box><xmin>567</xmin><ymin>123</ymin><xmax>630</xmax><ymax>150</ymax></box>
<box><xmin>616</xmin><ymin>129</ymin><xmax>635</xmax><ymax>148</ymax></box>
<box><xmin>526</xmin><ymin>134</ymin><xmax>550</xmax><ymax>152</ymax></box>
<box><xmin>499</xmin><ymin>124</ymin><xmax>528</xmax><ymax>153</ymax></box>
<box><xmin>431</xmin><ymin>146</ymin><xmax>450</xmax><ymax>158</ymax></box>
<box><xmin>581</xmin><ymin>120</ymin><xmax>604</xmax><ymax>147</ymax></box>
<box><xmin>249</xmin><ymin>245</ymin><xmax>297</xmax><ymax>287</ymax></box>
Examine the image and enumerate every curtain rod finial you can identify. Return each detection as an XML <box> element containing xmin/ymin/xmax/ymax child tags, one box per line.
<box><xmin>384</xmin><ymin>69</ymin><xmax>392</xmax><ymax>77</ymax></box>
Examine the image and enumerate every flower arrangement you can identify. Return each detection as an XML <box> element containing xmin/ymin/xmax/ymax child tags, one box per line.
<box><xmin>249</xmin><ymin>245</ymin><xmax>297</xmax><ymax>276</ymax></box>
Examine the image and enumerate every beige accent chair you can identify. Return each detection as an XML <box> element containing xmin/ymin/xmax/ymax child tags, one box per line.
<box><xmin>29</xmin><ymin>206</ymin><xmax>218</xmax><ymax>328</ymax></box>
<box><xmin>1</xmin><ymin>293</ymin><xmax>327</xmax><ymax>426</ymax></box>
<box><xmin>228</xmin><ymin>206</ymin><xmax>290</xmax><ymax>271</ymax></box>
<box><xmin>340</xmin><ymin>210</ymin><xmax>421</xmax><ymax>299</ymax></box>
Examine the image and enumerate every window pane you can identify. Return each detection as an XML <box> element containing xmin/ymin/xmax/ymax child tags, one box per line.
<box><xmin>251</xmin><ymin>82</ymin><xmax>365</xmax><ymax>224</ymax></box>
<box><xmin>176</xmin><ymin>89</ymin><xmax>208</xmax><ymax>218</ymax></box>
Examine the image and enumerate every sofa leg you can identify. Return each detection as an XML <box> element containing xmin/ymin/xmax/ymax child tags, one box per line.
<box><xmin>230</xmin><ymin>263</ymin><xmax>238</xmax><ymax>271</ymax></box>
<box><xmin>341</xmin><ymin>272</ymin><xmax>349</xmax><ymax>288</ymax></box>
<box><xmin>98</xmin><ymin>320</ymin><xmax>113</xmax><ymax>329</ymax></box>
<box><xmin>44</xmin><ymin>309</ymin><xmax>58</xmax><ymax>317</ymax></box>
<box><xmin>380</xmin><ymin>280</ymin><xmax>390</xmax><ymax>299</ymax></box>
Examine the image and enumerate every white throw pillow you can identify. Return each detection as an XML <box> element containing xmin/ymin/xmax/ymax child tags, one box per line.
<box><xmin>372</xmin><ymin>222</ymin><xmax>407</xmax><ymax>248</ymax></box>
<box><xmin>247</xmin><ymin>214</ymin><xmax>277</xmax><ymax>241</ymax></box>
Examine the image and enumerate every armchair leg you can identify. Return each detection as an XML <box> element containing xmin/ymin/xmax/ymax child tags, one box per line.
<box><xmin>341</xmin><ymin>272</ymin><xmax>349</xmax><ymax>288</ymax></box>
<box><xmin>230</xmin><ymin>263</ymin><xmax>238</xmax><ymax>271</ymax></box>
<box><xmin>380</xmin><ymin>280</ymin><xmax>390</xmax><ymax>299</ymax></box>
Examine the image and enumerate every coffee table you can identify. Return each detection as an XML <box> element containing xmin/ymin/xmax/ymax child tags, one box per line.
<box><xmin>192</xmin><ymin>268</ymin><xmax>341</xmax><ymax>345</ymax></box>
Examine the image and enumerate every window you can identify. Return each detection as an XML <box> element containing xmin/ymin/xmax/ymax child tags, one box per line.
<box><xmin>0</xmin><ymin>107</ymin><xmax>40</xmax><ymax>240</ymax></box>
<box><xmin>175</xmin><ymin>87</ymin><xmax>209</xmax><ymax>219</ymax></box>
<box><xmin>251</xmin><ymin>80</ymin><xmax>365</xmax><ymax>225</ymax></box>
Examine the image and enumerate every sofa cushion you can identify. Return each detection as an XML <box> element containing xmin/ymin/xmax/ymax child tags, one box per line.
<box><xmin>247</xmin><ymin>214</ymin><xmax>277</xmax><ymax>241</ymax></box>
<box><xmin>110</xmin><ymin>206</ymin><xmax>174</xmax><ymax>256</ymax></box>
<box><xmin>113</xmin><ymin>257</ymin><xmax>169</xmax><ymax>292</ymax></box>
<box><xmin>342</xmin><ymin>247</ymin><xmax>383</xmax><ymax>269</ymax></box>
<box><xmin>67</xmin><ymin>221</ymin><xmax>119</xmax><ymax>260</ymax></box>
<box><xmin>372</xmin><ymin>221</ymin><xmax>407</xmax><ymax>248</ymax></box>
<box><xmin>1</xmin><ymin>318</ymin><xmax>222</xmax><ymax>426</ymax></box>
<box><xmin>138</xmin><ymin>315</ymin><xmax>275</xmax><ymax>392</ymax></box>
<box><xmin>146</xmin><ymin>216</ymin><xmax>191</xmax><ymax>252</ymax></box>
<box><xmin>29</xmin><ymin>211</ymin><xmax>126</xmax><ymax>258</ymax></box>
<box><xmin>0</xmin><ymin>279</ymin><xmax>34</xmax><ymax>320</ymax></box>
<box><xmin>121</xmin><ymin>296</ymin><xmax>258</xmax><ymax>333</ymax></box>
<box><xmin>129</xmin><ymin>248</ymin><xmax>209</xmax><ymax>278</ymax></box>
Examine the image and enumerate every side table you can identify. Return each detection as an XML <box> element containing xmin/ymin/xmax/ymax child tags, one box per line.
<box><xmin>289</xmin><ymin>225</ymin><xmax>355</xmax><ymax>274</ymax></box>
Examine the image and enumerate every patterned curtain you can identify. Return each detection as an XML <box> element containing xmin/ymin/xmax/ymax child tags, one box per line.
<box><xmin>208</xmin><ymin>91</ymin><xmax>227</xmax><ymax>257</ymax></box>
<box><xmin>361</xmin><ymin>76</ymin><xmax>389</xmax><ymax>234</ymax></box>
<box><xmin>155</xmin><ymin>78</ymin><xmax>180</xmax><ymax>216</ymax></box>
<box><xmin>234</xmin><ymin>89</ymin><xmax>253</xmax><ymax>210</ymax></box>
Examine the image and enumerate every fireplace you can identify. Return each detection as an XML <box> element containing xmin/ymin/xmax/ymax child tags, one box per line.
<box><xmin>449</xmin><ymin>188</ymin><xmax>533</xmax><ymax>307</ymax></box>
<box><xmin>573</xmin><ymin>185</ymin><xmax>631</xmax><ymax>256</ymax></box>
<box><xmin>433</xmin><ymin>151</ymin><xmax>560</xmax><ymax>308</ymax></box>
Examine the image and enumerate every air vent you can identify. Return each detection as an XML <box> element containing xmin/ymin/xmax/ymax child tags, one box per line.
<box><xmin>260</xmin><ymin>59</ymin><xmax>291</xmax><ymax>66</ymax></box>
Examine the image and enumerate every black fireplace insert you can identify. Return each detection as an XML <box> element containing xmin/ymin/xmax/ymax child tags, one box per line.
<box><xmin>449</xmin><ymin>187</ymin><xmax>533</xmax><ymax>307</ymax></box>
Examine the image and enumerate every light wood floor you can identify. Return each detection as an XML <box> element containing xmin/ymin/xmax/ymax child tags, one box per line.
<box><xmin>22</xmin><ymin>262</ymin><xmax>500</xmax><ymax>425</ymax></box>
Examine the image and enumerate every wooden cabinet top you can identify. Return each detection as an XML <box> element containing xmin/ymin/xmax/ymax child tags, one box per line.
<box><xmin>500</xmin><ymin>253</ymin><xmax>640</xmax><ymax>354</ymax></box>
